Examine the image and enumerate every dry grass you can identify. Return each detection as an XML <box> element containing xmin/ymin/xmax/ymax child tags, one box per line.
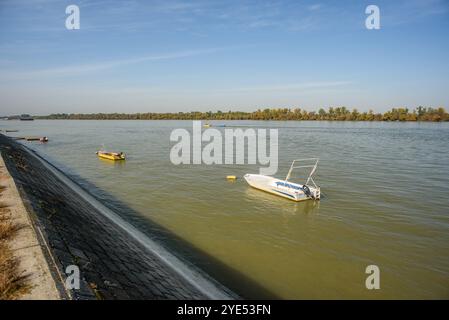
<box><xmin>0</xmin><ymin>243</ymin><xmax>25</xmax><ymax>299</ymax></box>
<box><xmin>0</xmin><ymin>208</ymin><xmax>9</xmax><ymax>221</ymax></box>
<box><xmin>0</xmin><ymin>203</ymin><xmax>28</xmax><ymax>299</ymax></box>
<box><xmin>0</xmin><ymin>220</ymin><xmax>19</xmax><ymax>241</ymax></box>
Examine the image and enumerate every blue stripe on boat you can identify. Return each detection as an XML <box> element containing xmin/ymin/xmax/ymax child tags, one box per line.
<box><xmin>271</xmin><ymin>189</ymin><xmax>296</xmax><ymax>198</ymax></box>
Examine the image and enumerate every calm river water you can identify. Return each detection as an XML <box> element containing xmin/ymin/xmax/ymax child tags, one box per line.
<box><xmin>1</xmin><ymin>120</ymin><xmax>448</xmax><ymax>299</ymax></box>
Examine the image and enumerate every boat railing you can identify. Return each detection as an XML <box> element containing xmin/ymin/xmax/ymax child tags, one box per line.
<box><xmin>285</xmin><ymin>158</ymin><xmax>320</xmax><ymax>191</ymax></box>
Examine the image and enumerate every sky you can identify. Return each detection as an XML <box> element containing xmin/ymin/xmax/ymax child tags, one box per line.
<box><xmin>0</xmin><ymin>0</ymin><xmax>448</xmax><ymax>115</ymax></box>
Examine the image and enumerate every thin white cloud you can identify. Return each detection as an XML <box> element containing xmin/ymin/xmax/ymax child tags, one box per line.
<box><xmin>121</xmin><ymin>81</ymin><xmax>353</xmax><ymax>95</ymax></box>
<box><xmin>228</xmin><ymin>81</ymin><xmax>352</xmax><ymax>93</ymax></box>
<box><xmin>0</xmin><ymin>48</ymin><xmax>222</xmax><ymax>80</ymax></box>
<box><xmin>104</xmin><ymin>81</ymin><xmax>354</xmax><ymax>95</ymax></box>
<box><xmin>308</xmin><ymin>4</ymin><xmax>322</xmax><ymax>11</ymax></box>
<box><xmin>383</xmin><ymin>0</ymin><xmax>449</xmax><ymax>26</ymax></box>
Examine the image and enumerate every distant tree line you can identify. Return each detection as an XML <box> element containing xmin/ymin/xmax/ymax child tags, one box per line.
<box><xmin>37</xmin><ymin>106</ymin><xmax>449</xmax><ymax>121</ymax></box>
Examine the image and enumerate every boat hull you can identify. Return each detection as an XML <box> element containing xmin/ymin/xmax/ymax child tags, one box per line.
<box><xmin>96</xmin><ymin>152</ymin><xmax>125</xmax><ymax>161</ymax></box>
<box><xmin>244</xmin><ymin>174</ymin><xmax>319</xmax><ymax>202</ymax></box>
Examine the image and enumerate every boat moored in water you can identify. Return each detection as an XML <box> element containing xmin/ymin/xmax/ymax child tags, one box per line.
<box><xmin>19</xmin><ymin>114</ymin><xmax>34</xmax><ymax>121</ymax></box>
<box><xmin>96</xmin><ymin>150</ymin><xmax>126</xmax><ymax>161</ymax></box>
<box><xmin>244</xmin><ymin>158</ymin><xmax>321</xmax><ymax>202</ymax></box>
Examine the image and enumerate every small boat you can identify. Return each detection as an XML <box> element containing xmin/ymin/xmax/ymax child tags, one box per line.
<box><xmin>203</xmin><ymin>123</ymin><xmax>211</xmax><ymax>128</ymax></box>
<box><xmin>244</xmin><ymin>158</ymin><xmax>321</xmax><ymax>202</ymax></box>
<box><xmin>20</xmin><ymin>114</ymin><xmax>34</xmax><ymax>121</ymax></box>
<box><xmin>96</xmin><ymin>150</ymin><xmax>126</xmax><ymax>161</ymax></box>
<box><xmin>24</xmin><ymin>136</ymin><xmax>44</xmax><ymax>141</ymax></box>
<box><xmin>40</xmin><ymin>136</ymin><xmax>49</xmax><ymax>142</ymax></box>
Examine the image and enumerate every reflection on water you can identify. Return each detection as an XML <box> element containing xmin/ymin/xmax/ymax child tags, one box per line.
<box><xmin>244</xmin><ymin>187</ymin><xmax>321</xmax><ymax>216</ymax></box>
<box><xmin>2</xmin><ymin>119</ymin><xmax>449</xmax><ymax>299</ymax></box>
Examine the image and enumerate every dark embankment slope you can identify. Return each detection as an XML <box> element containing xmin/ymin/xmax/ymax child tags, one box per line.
<box><xmin>0</xmin><ymin>134</ymin><xmax>239</xmax><ymax>300</ymax></box>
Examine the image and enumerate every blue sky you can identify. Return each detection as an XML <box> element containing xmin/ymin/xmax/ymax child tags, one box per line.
<box><xmin>0</xmin><ymin>0</ymin><xmax>448</xmax><ymax>115</ymax></box>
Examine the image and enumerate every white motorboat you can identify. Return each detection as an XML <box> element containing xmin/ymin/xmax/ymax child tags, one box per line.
<box><xmin>244</xmin><ymin>158</ymin><xmax>321</xmax><ymax>202</ymax></box>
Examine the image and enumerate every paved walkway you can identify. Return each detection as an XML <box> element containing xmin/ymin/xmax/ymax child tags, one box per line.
<box><xmin>0</xmin><ymin>135</ymin><xmax>234</xmax><ymax>300</ymax></box>
<box><xmin>0</xmin><ymin>154</ymin><xmax>60</xmax><ymax>300</ymax></box>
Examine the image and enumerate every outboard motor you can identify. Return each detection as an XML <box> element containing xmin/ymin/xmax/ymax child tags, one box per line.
<box><xmin>302</xmin><ymin>185</ymin><xmax>313</xmax><ymax>199</ymax></box>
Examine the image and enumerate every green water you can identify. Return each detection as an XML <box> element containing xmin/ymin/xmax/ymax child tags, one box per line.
<box><xmin>2</xmin><ymin>120</ymin><xmax>448</xmax><ymax>299</ymax></box>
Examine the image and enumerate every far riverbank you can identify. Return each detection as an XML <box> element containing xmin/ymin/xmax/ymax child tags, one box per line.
<box><xmin>28</xmin><ymin>106</ymin><xmax>449</xmax><ymax>122</ymax></box>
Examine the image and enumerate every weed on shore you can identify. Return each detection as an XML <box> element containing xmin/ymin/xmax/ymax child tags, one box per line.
<box><xmin>0</xmin><ymin>199</ymin><xmax>28</xmax><ymax>299</ymax></box>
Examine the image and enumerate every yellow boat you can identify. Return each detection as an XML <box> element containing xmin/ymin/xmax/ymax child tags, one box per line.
<box><xmin>96</xmin><ymin>151</ymin><xmax>126</xmax><ymax>161</ymax></box>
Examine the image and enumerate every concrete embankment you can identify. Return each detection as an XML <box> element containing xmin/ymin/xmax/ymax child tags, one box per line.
<box><xmin>0</xmin><ymin>134</ymin><xmax>236</xmax><ymax>300</ymax></box>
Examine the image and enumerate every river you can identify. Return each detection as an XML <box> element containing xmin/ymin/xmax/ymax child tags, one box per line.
<box><xmin>1</xmin><ymin>119</ymin><xmax>448</xmax><ymax>299</ymax></box>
